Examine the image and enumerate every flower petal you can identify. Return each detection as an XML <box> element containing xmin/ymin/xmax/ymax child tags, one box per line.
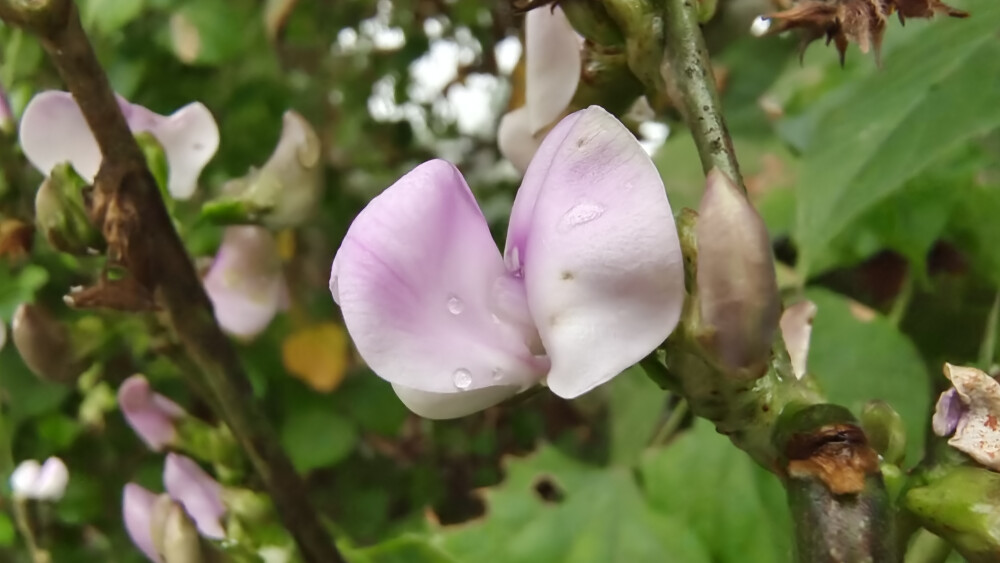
<box><xmin>20</xmin><ymin>91</ymin><xmax>104</xmax><ymax>182</ymax></box>
<box><xmin>163</xmin><ymin>453</ymin><xmax>226</xmax><ymax>539</ymax></box>
<box><xmin>497</xmin><ymin>107</ymin><xmax>543</xmax><ymax>174</ymax></box>
<box><xmin>33</xmin><ymin>457</ymin><xmax>69</xmax><ymax>501</ymax></box>
<box><xmin>19</xmin><ymin>91</ymin><xmax>218</xmax><ymax>200</ymax></box>
<box><xmin>124</xmin><ymin>483</ymin><xmax>163</xmax><ymax>563</ymax></box>
<box><xmin>942</xmin><ymin>364</ymin><xmax>1000</xmax><ymax>471</ymax></box>
<box><xmin>507</xmin><ymin>106</ymin><xmax>685</xmax><ymax>398</ymax></box>
<box><xmin>391</xmin><ymin>383</ymin><xmax>521</xmax><ymax>419</ymax></box>
<box><xmin>204</xmin><ymin>226</ymin><xmax>289</xmax><ymax>340</ymax></box>
<box><xmin>121</xmin><ymin>100</ymin><xmax>219</xmax><ymax>200</ymax></box>
<box><xmin>332</xmin><ymin>159</ymin><xmax>547</xmax><ymax>401</ymax></box>
<box><xmin>10</xmin><ymin>459</ymin><xmax>41</xmax><ymax>499</ymax></box>
<box><xmin>524</xmin><ymin>6</ymin><xmax>581</xmax><ymax>134</ymax></box>
<box><xmin>118</xmin><ymin>375</ymin><xmax>186</xmax><ymax>451</ymax></box>
<box><xmin>779</xmin><ymin>300</ymin><xmax>817</xmax><ymax>380</ymax></box>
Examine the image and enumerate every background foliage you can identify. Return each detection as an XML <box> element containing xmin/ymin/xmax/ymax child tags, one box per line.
<box><xmin>0</xmin><ymin>0</ymin><xmax>996</xmax><ymax>560</ymax></box>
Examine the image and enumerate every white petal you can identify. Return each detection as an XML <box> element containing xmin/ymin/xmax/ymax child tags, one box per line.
<box><xmin>497</xmin><ymin>107</ymin><xmax>544</xmax><ymax>174</ymax></box>
<box><xmin>125</xmin><ymin>101</ymin><xmax>219</xmax><ymax>199</ymax></box>
<box><xmin>10</xmin><ymin>459</ymin><xmax>41</xmax><ymax>499</ymax></box>
<box><xmin>780</xmin><ymin>300</ymin><xmax>817</xmax><ymax>380</ymax></box>
<box><xmin>391</xmin><ymin>383</ymin><xmax>521</xmax><ymax>419</ymax></box>
<box><xmin>20</xmin><ymin>91</ymin><xmax>104</xmax><ymax>181</ymax></box>
<box><xmin>524</xmin><ymin>6</ymin><xmax>582</xmax><ymax>134</ymax></box>
<box><xmin>33</xmin><ymin>457</ymin><xmax>69</xmax><ymax>501</ymax></box>
<box><xmin>509</xmin><ymin>106</ymin><xmax>685</xmax><ymax>399</ymax></box>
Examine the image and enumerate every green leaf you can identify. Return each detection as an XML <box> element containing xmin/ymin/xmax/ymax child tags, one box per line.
<box><xmin>280</xmin><ymin>406</ymin><xmax>357</xmax><ymax>473</ymax></box>
<box><xmin>436</xmin><ymin>445</ymin><xmax>710</xmax><ymax>563</ymax></box>
<box><xmin>79</xmin><ymin>0</ymin><xmax>146</xmax><ymax>35</ymax></box>
<box><xmin>804</xmin><ymin>288</ymin><xmax>931</xmax><ymax>464</ymax></box>
<box><xmin>346</xmin><ymin>535</ymin><xmax>458</xmax><ymax>563</ymax></box>
<box><xmin>0</xmin><ymin>264</ymin><xmax>48</xmax><ymax>321</ymax></box>
<box><xmin>792</xmin><ymin>0</ymin><xmax>1000</xmax><ymax>276</ymax></box>
<box><xmin>608</xmin><ymin>365</ymin><xmax>665</xmax><ymax>465</ymax></box>
<box><xmin>639</xmin><ymin>421</ymin><xmax>792</xmax><ymax>563</ymax></box>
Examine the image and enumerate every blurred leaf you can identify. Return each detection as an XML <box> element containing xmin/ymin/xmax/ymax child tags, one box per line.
<box><xmin>947</xmin><ymin>181</ymin><xmax>1000</xmax><ymax>285</ymax></box>
<box><xmin>80</xmin><ymin>0</ymin><xmax>146</xmax><ymax>35</ymax></box>
<box><xmin>331</xmin><ymin>374</ymin><xmax>409</xmax><ymax>436</ymax></box>
<box><xmin>0</xmin><ymin>344</ymin><xmax>70</xmax><ymax>424</ymax></box>
<box><xmin>346</xmin><ymin>534</ymin><xmax>458</xmax><ymax>563</ymax></box>
<box><xmin>280</xmin><ymin>406</ymin><xmax>357</xmax><ymax>473</ymax></box>
<box><xmin>805</xmin><ymin>288</ymin><xmax>931</xmax><ymax>464</ymax></box>
<box><xmin>436</xmin><ymin>445</ymin><xmax>711</xmax><ymax>563</ymax></box>
<box><xmin>171</xmin><ymin>0</ymin><xmax>259</xmax><ymax>65</ymax></box>
<box><xmin>0</xmin><ymin>512</ymin><xmax>13</xmax><ymax>547</ymax></box>
<box><xmin>35</xmin><ymin>413</ymin><xmax>82</xmax><ymax>450</ymax></box>
<box><xmin>793</xmin><ymin>0</ymin><xmax>1000</xmax><ymax>276</ymax></box>
<box><xmin>0</xmin><ymin>264</ymin><xmax>48</xmax><ymax>321</ymax></box>
<box><xmin>282</xmin><ymin>323</ymin><xmax>351</xmax><ymax>392</ymax></box>
<box><xmin>639</xmin><ymin>421</ymin><xmax>792</xmax><ymax>563</ymax></box>
<box><xmin>608</xmin><ymin>365</ymin><xmax>664</xmax><ymax>465</ymax></box>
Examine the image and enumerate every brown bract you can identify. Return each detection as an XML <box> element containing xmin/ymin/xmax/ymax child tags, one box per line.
<box><xmin>766</xmin><ymin>0</ymin><xmax>968</xmax><ymax>65</ymax></box>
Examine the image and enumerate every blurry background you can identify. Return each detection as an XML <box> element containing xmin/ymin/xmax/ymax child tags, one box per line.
<box><xmin>0</xmin><ymin>0</ymin><xmax>997</xmax><ymax>560</ymax></box>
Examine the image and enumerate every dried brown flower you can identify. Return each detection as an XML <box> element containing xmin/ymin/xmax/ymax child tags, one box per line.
<box><xmin>766</xmin><ymin>0</ymin><xmax>968</xmax><ymax>65</ymax></box>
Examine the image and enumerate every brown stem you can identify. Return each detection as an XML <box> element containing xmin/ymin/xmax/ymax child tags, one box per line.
<box><xmin>0</xmin><ymin>2</ymin><xmax>343</xmax><ymax>561</ymax></box>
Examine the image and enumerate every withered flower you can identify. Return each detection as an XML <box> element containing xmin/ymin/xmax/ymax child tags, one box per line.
<box><xmin>763</xmin><ymin>0</ymin><xmax>968</xmax><ymax>65</ymax></box>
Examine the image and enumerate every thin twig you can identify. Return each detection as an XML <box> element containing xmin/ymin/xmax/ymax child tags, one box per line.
<box><xmin>0</xmin><ymin>1</ymin><xmax>343</xmax><ymax>561</ymax></box>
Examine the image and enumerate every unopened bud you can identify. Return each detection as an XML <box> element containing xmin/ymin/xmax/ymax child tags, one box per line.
<box><xmin>152</xmin><ymin>496</ymin><xmax>204</xmax><ymax>563</ymax></box>
<box><xmin>904</xmin><ymin>466</ymin><xmax>1000</xmax><ymax>561</ymax></box>
<box><xmin>695</xmin><ymin>169</ymin><xmax>780</xmax><ymax>372</ymax></box>
<box><xmin>202</xmin><ymin>111</ymin><xmax>322</xmax><ymax>229</ymax></box>
<box><xmin>860</xmin><ymin>400</ymin><xmax>907</xmax><ymax>466</ymax></box>
<box><xmin>12</xmin><ymin>303</ymin><xmax>84</xmax><ymax>384</ymax></box>
<box><xmin>34</xmin><ymin>163</ymin><xmax>103</xmax><ymax>255</ymax></box>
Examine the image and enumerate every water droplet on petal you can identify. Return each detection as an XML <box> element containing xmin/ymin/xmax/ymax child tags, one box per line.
<box><xmin>492</xmin><ymin>368</ymin><xmax>504</xmax><ymax>382</ymax></box>
<box><xmin>447</xmin><ymin>295</ymin><xmax>464</xmax><ymax>315</ymax></box>
<box><xmin>558</xmin><ymin>203</ymin><xmax>605</xmax><ymax>232</ymax></box>
<box><xmin>453</xmin><ymin>368</ymin><xmax>472</xmax><ymax>390</ymax></box>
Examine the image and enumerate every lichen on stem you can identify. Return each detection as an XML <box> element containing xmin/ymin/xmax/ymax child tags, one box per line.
<box><xmin>0</xmin><ymin>1</ymin><xmax>343</xmax><ymax>561</ymax></box>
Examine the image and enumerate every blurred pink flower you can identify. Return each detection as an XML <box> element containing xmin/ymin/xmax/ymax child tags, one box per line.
<box><xmin>19</xmin><ymin>90</ymin><xmax>218</xmax><ymax>199</ymax></box>
<box><xmin>204</xmin><ymin>226</ymin><xmax>290</xmax><ymax>340</ymax></box>
<box><xmin>118</xmin><ymin>375</ymin><xmax>187</xmax><ymax>451</ymax></box>
<box><xmin>331</xmin><ymin>106</ymin><xmax>684</xmax><ymax>419</ymax></box>
<box><xmin>123</xmin><ymin>483</ymin><xmax>161</xmax><ymax>562</ymax></box>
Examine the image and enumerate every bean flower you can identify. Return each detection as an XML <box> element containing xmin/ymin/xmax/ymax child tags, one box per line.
<box><xmin>19</xmin><ymin>90</ymin><xmax>219</xmax><ymax>199</ymax></box>
<box><xmin>203</xmin><ymin>226</ymin><xmax>290</xmax><ymax>340</ymax></box>
<box><xmin>118</xmin><ymin>375</ymin><xmax>188</xmax><ymax>451</ymax></box>
<box><xmin>331</xmin><ymin>106</ymin><xmax>684</xmax><ymax>419</ymax></box>
<box><xmin>124</xmin><ymin>453</ymin><xmax>226</xmax><ymax>562</ymax></box>
<box><xmin>497</xmin><ymin>5</ymin><xmax>582</xmax><ymax>172</ymax></box>
<box><xmin>10</xmin><ymin>457</ymin><xmax>69</xmax><ymax>501</ymax></box>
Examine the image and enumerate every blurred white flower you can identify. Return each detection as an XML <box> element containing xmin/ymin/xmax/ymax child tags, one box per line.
<box><xmin>10</xmin><ymin>457</ymin><xmax>69</xmax><ymax>501</ymax></box>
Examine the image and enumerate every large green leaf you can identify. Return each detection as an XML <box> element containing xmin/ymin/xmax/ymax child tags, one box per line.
<box><xmin>639</xmin><ymin>421</ymin><xmax>792</xmax><ymax>563</ymax></box>
<box><xmin>435</xmin><ymin>446</ymin><xmax>710</xmax><ymax>563</ymax></box>
<box><xmin>805</xmin><ymin>288</ymin><xmax>931</xmax><ymax>464</ymax></box>
<box><xmin>608</xmin><ymin>365</ymin><xmax>666</xmax><ymax>465</ymax></box>
<box><xmin>792</xmin><ymin>0</ymin><xmax>1000</xmax><ymax>276</ymax></box>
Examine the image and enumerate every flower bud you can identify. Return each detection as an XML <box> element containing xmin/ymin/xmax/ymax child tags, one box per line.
<box><xmin>10</xmin><ymin>457</ymin><xmax>69</xmax><ymax>501</ymax></box>
<box><xmin>695</xmin><ymin>169</ymin><xmax>780</xmax><ymax>372</ymax></box>
<box><xmin>12</xmin><ymin>303</ymin><xmax>84</xmax><ymax>384</ymax></box>
<box><xmin>34</xmin><ymin>163</ymin><xmax>104</xmax><ymax>255</ymax></box>
<box><xmin>860</xmin><ymin>400</ymin><xmax>907</xmax><ymax>466</ymax></box>
<box><xmin>118</xmin><ymin>375</ymin><xmax>187</xmax><ymax>451</ymax></box>
<box><xmin>202</xmin><ymin>111</ymin><xmax>322</xmax><ymax>229</ymax></box>
<box><xmin>153</xmin><ymin>497</ymin><xmax>205</xmax><ymax>563</ymax></box>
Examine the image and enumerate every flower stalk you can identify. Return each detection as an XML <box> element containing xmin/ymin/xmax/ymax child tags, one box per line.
<box><xmin>0</xmin><ymin>1</ymin><xmax>342</xmax><ymax>561</ymax></box>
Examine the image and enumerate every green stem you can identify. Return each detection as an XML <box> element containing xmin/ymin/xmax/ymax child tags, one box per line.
<box><xmin>660</xmin><ymin>0</ymin><xmax>744</xmax><ymax>189</ymax></box>
<box><xmin>904</xmin><ymin>529</ymin><xmax>952</xmax><ymax>563</ymax></box>
<box><xmin>888</xmin><ymin>271</ymin><xmax>914</xmax><ymax>328</ymax></box>
<box><xmin>651</xmin><ymin>398</ymin><xmax>688</xmax><ymax>445</ymax></box>
<box><xmin>0</xmin><ymin>2</ymin><xmax>343</xmax><ymax>562</ymax></box>
<box><xmin>13</xmin><ymin>499</ymin><xmax>49</xmax><ymax>563</ymax></box>
<box><xmin>977</xmin><ymin>291</ymin><xmax>1000</xmax><ymax>370</ymax></box>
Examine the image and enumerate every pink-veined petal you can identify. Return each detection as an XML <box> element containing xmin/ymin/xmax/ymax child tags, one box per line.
<box><xmin>163</xmin><ymin>454</ymin><xmax>226</xmax><ymax>540</ymax></box>
<box><xmin>204</xmin><ymin>226</ymin><xmax>288</xmax><ymax>340</ymax></box>
<box><xmin>391</xmin><ymin>383</ymin><xmax>521</xmax><ymax>419</ymax></box>
<box><xmin>19</xmin><ymin>91</ymin><xmax>218</xmax><ymax>200</ymax></box>
<box><xmin>497</xmin><ymin>107</ymin><xmax>543</xmax><ymax>174</ymax></box>
<box><xmin>123</xmin><ymin>483</ymin><xmax>162</xmax><ymax>563</ymax></box>
<box><xmin>508</xmin><ymin>106</ymin><xmax>685</xmax><ymax>398</ymax></box>
<box><xmin>332</xmin><ymin>159</ymin><xmax>547</xmax><ymax>402</ymax></box>
<box><xmin>524</xmin><ymin>6</ymin><xmax>582</xmax><ymax>134</ymax></box>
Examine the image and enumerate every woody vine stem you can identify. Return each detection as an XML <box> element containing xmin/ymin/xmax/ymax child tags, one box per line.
<box><xmin>0</xmin><ymin>1</ymin><xmax>344</xmax><ymax>561</ymax></box>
